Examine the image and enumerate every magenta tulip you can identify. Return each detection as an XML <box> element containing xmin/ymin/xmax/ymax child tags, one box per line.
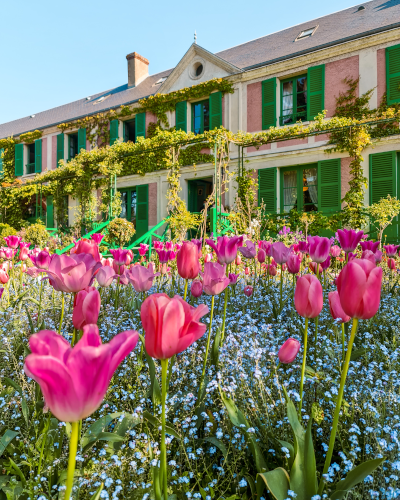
<box><xmin>46</xmin><ymin>254</ymin><xmax>101</xmax><ymax>293</ymax></box>
<box><xmin>337</xmin><ymin>228</ymin><xmax>364</xmax><ymax>253</ymax></box>
<box><xmin>72</xmin><ymin>287</ymin><xmax>101</xmax><ymax>330</ymax></box>
<box><xmin>24</xmin><ymin>325</ymin><xmax>138</xmax><ymax>422</ymax></box>
<box><xmin>244</xmin><ymin>285</ymin><xmax>253</xmax><ymax>297</ymax></box>
<box><xmin>201</xmin><ymin>262</ymin><xmax>230</xmax><ymax>296</ymax></box>
<box><xmin>126</xmin><ymin>264</ymin><xmax>160</xmax><ymax>292</ymax></box>
<box><xmin>287</xmin><ymin>253</ymin><xmax>301</xmax><ymax>274</ymax></box>
<box><xmin>294</xmin><ymin>274</ymin><xmax>323</xmax><ymax>318</ymax></box>
<box><xmin>388</xmin><ymin>258</ymin><xmax>396</xmax><ymax>271</ymax></box>
<box><xmin>361</xmin><ymin>250</ymin><xmax>377</xmax><ymax>265</ymax></box>
<box><xmin>165</xmin><ymin>241</ymin><xmax>174</xmax><ymax>251</ymax></box>
<box><xmin>271</xmin><ymin>241</ymin><xmax>291</xmax><ymax>265</ymax></box>
<box><xmin>321</xmin><ymin>255</ymin><xmax>331</xmax><ymax>270</ymax></box>
<box><xmin>30</xmin><ymin>250</ymin><xmax>51</xmax><ymax>270</ymax></box>
<box><xmin>229</xmin><ymin>272</ymin><xmax>239</xmax><ymax>284</ymax></box>
<box><xmin>0</xmin><ymin>288</ymin><xmax>3</xmax><ymax>300</ymax></box>
<box><xmin>4</xmin><ymin>235</ymin><xmax>21</xmax><ymax>249</ymax></box>
<box><xmin>191</xmin><ymin>239</ymin><xmax>202</xmax><ymax>253</ymax></box>
<box><xmin>336</xmin><ymin>259</ymin><xmax>383</xmax><ymax>319</ymax></box>
<box><xmin>71</xmin><ymin>238</ymin><xmax>101</xmax><ymax>262</ymax></box>
<box><xmin>96</xmin><ymin>266</ymin><xmax>117</xmax><ymax>287</ymax></box>
<box><xmin>257</xmin><ymin>248</ymin><xmax>266</xmax><ymax>263</ymax></box>
<box><xmin>90</xmin><ymin>233</ymin><xmax>104</xmax><ymax>245</ymax></box>
<box><xmin>360</xmin><ymin>240</ymin><xmax>380</xmax><ymax>253</ymax></box>
<box><xmin>238</xmin><ymin>240</ymin><xmax>257</xmax><ymax>259</ymax></box>
<box><xmin>278</xmin><ymin>338</ymin><xmax>301</xmax><ymax>364</ymax></box>
<box><xmin>267</xmin><ymin>264</ymin><xmax>277</xmax><ymax>276</ymax></box>
<box><xmin>384</xmin><ymin>244</ymin><xmax>400</xmax><ymax>257</ymax></box>
<box><xmin>141</xmin><ymin>293</ymin><xmax>209</xmax><ymax>359</ymax></box>
<box><xmin>259</xmin><ymin>240</ymin><xmax>273</xmax><ymax>256</ymax></box>
<box><xmin>157</xmin><ymin>249</ymin><xmax>170</xmax><ymax>263</ymax></box>
<box><xmin>205</xmin><ymin>235</ymin><xmax>243</xmax><ymax>265</ymax></box>
<box><xmin>308</xmin><ymin>236</ymin><xmax>330</xmax><ymax>264</ymax></box>
<box><xmin>330</xmin><ymin>245</ymin><xmax>341</xmax><ymax>258</ymax></box>
<box><xmin>375</xmin><ymin>250</ymin><xmax>383</xmax><ymax>263</ymax></box>
<box><xmin>328</xmin><ymin>291</ymin><xmax>350</xmax><ymax>323</ymax></box>
<box><xmin>110</xmin><ymin>248</ymin><xmax>130</xmax><ymax>266</ymax></box>
<box><xmin>191</xmin><ymin>279</ymin><xmax>203</xmax><ymax>298</ymax></box>
<box><xmin>298</xmin><ymin>241</ymin><xmax>309</xmax><ymax>254</ymax></box>
<box><xmin>177</xmin><ymin>241</ymin><xmax>200</xmax><ymax>280</ymax></box>
<box><xmin>138</xmin><ymin>243</ymin><xmax>149</xmax><ymax>257</ymax></box>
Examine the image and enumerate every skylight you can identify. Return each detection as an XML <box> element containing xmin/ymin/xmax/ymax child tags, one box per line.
<box><xmin>155</xmin><ymin>77</ymin><xmax>167</xmax><ymax>85</ymax></box>
<box><xmin>296</xmin><ymin>26</ymin><xmax>317</xmax><ymax>41</ymax></box>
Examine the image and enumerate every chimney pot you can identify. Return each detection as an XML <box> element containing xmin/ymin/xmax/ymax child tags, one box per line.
<box><xmin>126</xmin><ymin>52</ymin><xmax>149</xmax><ymax>87</ymax></box>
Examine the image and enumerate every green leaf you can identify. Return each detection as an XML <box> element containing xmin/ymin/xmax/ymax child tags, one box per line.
<box><xmin>139</xmin><ymin>334</ymin><xmax>161</xmax><ymax>405</ymax></box>
<box><xmin>257</xmin><ymin>469</ymin><xmax>290</xmax><ymax>500</ymax></box>
<box><xmin>81</xmin><ymin>412</ymin><xmax>124</xmax><ymax>451</ymax></box>
<box><xmin>211</xmin><ymin>326</ymin><xmax>222</xmax><ymax>366</ymax></box>
<box><xmin>331</xmin><ymin>457</ymin><xmax>385</xmax><ymax>499</ymax></box>
<box><xmin>350</xmin><ymin>348</ymin><xmax>367</xmax><ymax>361</ymax></box>
<box><xmin>109</xmin><ymin>414</ymin><xmax>140</xmax><ymax>451</ymax></box>
<box><xmin>277</xmin><ymin>440</ymin><xmax>294</xmax><ymax>469</ymax></box>
<box><xmin>143</xmin><ymin>411</ymin><xmax>180</xmax><ymax>440</ymax></box>
<box><xmin>286</xmin><ymin>399</ymin><xmax>307</xmax><ymax>500</ymax></box>
<box><xmin>24</xmin><ymin>306</ymin><xmax>34</xmax><ymax>335</ymax></box>
<box><xmin>0</xmin><ymin>431</ymin><xmax>18</xmax><ymax>457</ymax></box>
<box><xmin>91</xmin><ymin>482</ymin><xmax>104</xmax><ymax>500</ymax></box>
<box><xmin>3</xmin><ymin>378</ymin><xmax>29</xmax><ymax>426</ymax></box>
<box><xmin>304</xmin><ymin>419</ymin><xmax>317</xmax><ymax>497</ymax></box>
<box><xmin>220</xmin><ymin>392</ymin><xmax>267</xmax><ymax>472</ymax></box>
<box><xmin>7</xmin><ymin>459</ymin><xmax>26</xmax><ymax>486</ymax></box>
<box><xmin>202</xmin><ymin>437</ymin><xmax>227</xmax><ymax>458</ymax></box>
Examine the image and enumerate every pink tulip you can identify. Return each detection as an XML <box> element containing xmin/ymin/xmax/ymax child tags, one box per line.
<box><xmin>138</xmin><ymin>243</ymin><xmax>149</xmax><ymax>257</ymax></box>
<box><xmin>244</xmin><ymin>285</ymin><xmax>253</xmax><ymax>297</ymax></box>
<box><xmin>328</xmin><ymin>291</ymin><xmax>351</xmax><ymax>323</ymax></box>
<box><xmin>330</xmin><ymin>245</ymin><xmax>341</xmax><ymax>258</ymax></box>
<box><xmin>235</xmin><ymin>254</ymin><xmax>242</xmax><ymax>266</ymax></box>
<box><xmin>125</xmin><ymin>250</ymin><xmax>134</xmax><ymax>266</ymax></box>
<box><xmin>294</xmin><ymin>274</ymin><xmax>323</xmax><ymax>318</ymax></box>
<box><xmin>336</xmin><ymin>259</ymin><xmax>383</xmax><ymax>319</ymax></box>
<box><xmin>165</xmin><ymin>241</ymin><xmax>174</xmax><ymax>251</ymax></box>
<box><xmin>110</xmin><ymin>248</ymin><xmax>129</xmax><ymax>266</ymax></box>
<box><xmin>4</xmin><ymin>235</ymin><xmax>21</xmax><ymax>249</ymax></box>
<box><xmin>24</xmin><ymin>325</ymin><xmax>138</xmax><ymax>422</ymax></box>
<box><xmin>177</xmin><ymin>241</ymin><xmax>200</xmax><ymax>280</ymax></box>
<box><xmin>203</xmin><ymin>253</ymin><xmax>212</xmax><ymax>263</ymax></box>
<box><xmin>238</xmin><ymin>240</ymin><xmax>257</xmax><ymax>259</ymax></box>
<box><xmin>257</xmin><ymin>249</ymin><xmax>266</xmax><ymax>263</ymax></box>
<box><xmin>287</xmin><ymin>253</ymin><xmax>301</xmax><ymax>274</ymax></box>
<box><xmin>337</xmin><ymin>229</ymin><xmax>364</xmax><ymax>253</ymax></box>
<box><xmin>72</xmin><ymin>287</ymin><xmax>101</xmax><ymax>330</ymax></box>
<box><xmin>384</xmin><ymin>244</ymin><xmax>400</xmax><ymax>257</ymax></box>
<box><xmin>30</xmin><ymin>250</ymin><xmax>51</xmax><ymax>270</ymax></box>
<box><xmin>388</xmin><ymin>258</ymin><xmax>396</xmax><ymax>271</ymax></box>
<box><xmin>259</xmin><ymin>240</ymin><xmax>273</xmax><ymax>256</ymax></box>
<box><xmin>374</xmin><ymin>250</ymin><xmax>383</xmax><ymax>263</ymax></box>
<box><xmin>126</xmin><ymin>265</ymin><xmax>160</xmax><ymax>292</ymax></box>
<box><xmin>96</xmin><ymin>266</ymin><xmax>117</xmax><ymax>287</ymax></box>
<box><xmin>191</xmin><ymin>279</ymin><xmax>203</xmax><ymax>298</ymax></box>
<box><xmin>0</xmin><ymin>270</ymin><xmax>9</xmax><ymax>284</ymax></box>
<box><xmin>309</xmin><ymin>262</ymin><xmax>322</xmax><ymax>275</ymax></box>
<box><xmin>229</xmin><ymin>273</ymin><xmax>239</xmax><ymax>284</ymax></box>
<box><xmin>157</xmin><ymin>249</ymin><xmax>170</xmax><ymax>263</ymax></box>
<box><xmin>267</xmin><ymin>264</ymin><xmax>277</xmax><ymax>276</ymax></box>
<box><xmin>113</xmin><ymin>261</ymin><xmax>125</xmax><ymax>276</ymax></box>
<box><xmin>147</xmin><ymin>262</ymin><xmax>156</xmax><ymax>273</ymax></box>
<box><xmin>153</xmin><ymin>241</ymin><xmax>164</xmax><ymax>251</ymax></box>
<box><xmin>191</xmin><ymin>239</ymin><xmax>202</xmax><ymax>253</ymax></box>
<box><xmin>0</xmin><ymin>288</ymin><xmax>3</xmax><ymax>300</ymax></box>
<box><xmin>245</xmin><ymin>266</ymin><xmax>250</xmax><ymax>275</ymax></box>
<box><xmin>141</xmin><ymin>294</ymin><xmax>209</xmax><ymax>359</ymax></box>
<box><xmin>298</xmin><ymin>241</ymin><xmax>309</xmax><ymax>254</ymax></box>
<box><xmin>321</xmin><ymin>255</ymin><xmax>331</xmax><ymax>270</ymax></box>
<box><xmin>46</xmin><ymin>254</ymin><xmax>101</xmax><ymax>293</ymax></box>
<box><xmin>271</xmin><ymin>242</ymin><xmax>291</xmax><ymax>265</ymax></box>
<box><xmin>71</xmin><ymin>239</ymin><xmax>101</xmax><ymax>262</ymax></box>
<box><xmin>101</xmin><ymin>257</ymin><xmax>113</xmax><ymax>267</ymax></box>
<box><xmin>307</xmin><ymin>236</ymin><xmax>330</xmax><ymax>263</ymax></box>
<box><xmin>360</xmin><ymin>240</ymin><xmax>380</xmax><ymax>253</ymax></box>
<box><xmin>201</xmin><ymin>262</ymin><xmax>230</xmax><ymax>296</ymax></box>
<box><xmin>278</xmin><ymin>338</ymin><xmax>301</xmax><ymax>364</ymax></box>
<box><xmin>90</xmin><ymin>233</ymin><xmax>104</xmax><ymax>245</ymax></box>
<box><xmin>205</xmin><ymin>235</ymin><xmax>244</xmax><ymax>265</ymax></box>
<box><xmin>19</xmin><ymin>246</ymin><xmax>29</xmax><ymax>261</ymax></box>
<box><xmin>3</xmin><ymin>248</ymin><xmax>14</xmax><ymax>260</ymax></box>
<box><xmin>361</xmin><ymin>250</ymin><xmax>377</xmax><ymax>265</ymax></box>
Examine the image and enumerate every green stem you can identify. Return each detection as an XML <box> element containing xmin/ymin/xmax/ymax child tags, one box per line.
<box><xmin>341</xmin><ymin>322</ymin><xmax>346</xmax><ymax>362</ymax></box>
<box><xmin>64</xmin><ymin>421</ymin><xmax>79</xmax><ymax>500</ymax></box>
<box><xmin>37</xmin><ymin>281</ymin><xmax>43</xmax><ymax>324</ymax></box>
<box><xmin>198</xmin><ymin>295</ymin><xmax>215</xmax><ymax>400</ymax></box>
<box><xmin>298</xmin><ymin>317</ymin><xmax>308</xmax><ymax>418</ymax></box>
<box><xmin>38</xmin><ymin>413</ymin><xmax>50</xmax><ymax>475</ymax></box>
<box><xmin>280</xmin><ymin>264</ymin><xmax>283</xmax><ymax>311</ymax></box>
<box><xmin>220</xmin><ymin>287</ymin><xmax>229</xmax><ymax>345</ymax></box>
<box><xmin>160</xmin><ymin>358</ymin><xmax>169</xmax><ymax>500</ymax></box>
<box><xmin>183</xmin><ymin>279</ymin><xmax>188</xmax><ymax>301</ymax></box>
<box><xmin>58</xmin><ymin>293</ymin><xmax>65</xmax><ymax>335</ymax></box>
<box><xmin>317</xmin><ymin>318</ymin><xmax>359</xmax><ymax>496</ymax></box>
<box><xmin>71</xmin><ymin>328</ymin><xmax>77</xmax><ymax>347</ymax></box>
<box><xmin>19</xmin><ymin>262</ymin><xmax>23</xmax><ymax>288</ymax></box>
<box><xmin>314</xmin><ymin>316</ymin><xmax>319</xmax><ymax>343</ymax></box>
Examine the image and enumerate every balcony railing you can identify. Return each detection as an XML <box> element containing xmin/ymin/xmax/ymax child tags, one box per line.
<box><xmin>26</xmin><ymin>163</ymin><xmax>35</xmax><ymax>175</ymax></box>
<box><xmin>279</xmin><ymin>111</ymin><xmax>307</xmax><ymax>126</ymax></box>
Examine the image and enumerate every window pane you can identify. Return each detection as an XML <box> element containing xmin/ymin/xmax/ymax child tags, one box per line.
<box><xmin>297</xmin><ymin>92</ymin><xmax>307</xmax><ymax>110</ymax></box>
<box><xmin>193</xmin><ymin>103</ymin><xmax>202</xmax><ymax>134</ymax></box>
<box><xmin>297</xmin><ymin>77</ymin><xmax>307</xmax><ymax>92</ymax></box>
<box><xmin>29</xmin><ymin>144</ymin><xmax>35</xmax><ymax>164</ymax></box>
<box><xmin>120</xmin><ymin>192</ymin><xmax>128</xmax><ymax>219</ymax></box>
<box><xmin>283</xmin><ymin>188</ymin><xmax>298</xmax><ymax>212</ymax></box>
<box><xmin>282</xmin><ymin>95</ymin><xmax>294</xmax><ymax>112</ymax></box>
<box><xmin>203</xmin><ymin>101</ymin><xmax>210</xmax><ymax>132</ymax></box>
<box><xmin>130</xmin><ymin>191</ymin><xmax>137</xmax><ymax>224</ymax></box>
<box><xmin>303</xmin><ymin>168</ymin><xmax>318</xmax><ymax>211</ymax></box>
<box><xmin>282</xmin><ymin>81</ymin><xmax>293</xmax><ymax>96</ymax></box>
<box><xmin>283</xmin><ymin>170</ymin><xmax>297</xmax><ymax>188</ymax></box>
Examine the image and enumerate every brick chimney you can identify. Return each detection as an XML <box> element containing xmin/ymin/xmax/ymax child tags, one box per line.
<box><xmin>126</xmin><ymin>52</ymin><xmax>149</xmax><ymax>87</ymax></box>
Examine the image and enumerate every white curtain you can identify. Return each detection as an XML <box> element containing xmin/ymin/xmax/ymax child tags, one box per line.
<box><xmin>283</xmin><ymin>171</ymin><xmax>298</xmax><ymax>211</ymax></box>
<box><xmin>305</xmin><ymin>170</ymin><xmax>318</xmax><ymax>206</ymax></box>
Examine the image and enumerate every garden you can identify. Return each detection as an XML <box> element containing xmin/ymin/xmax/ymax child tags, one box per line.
<box><xmin>0</xmin><ymin>221</ymin><xmax>399</xmax><ymax>500</ymax></box>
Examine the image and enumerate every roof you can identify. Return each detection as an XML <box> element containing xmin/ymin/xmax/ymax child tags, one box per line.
<box><xmin>1</xmin><ymin>0</ymin><xmax>400</xmax><ymax>139</ymax></box>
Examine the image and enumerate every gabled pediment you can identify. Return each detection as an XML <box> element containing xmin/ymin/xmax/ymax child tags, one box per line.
<box><xmin>157</xmin><ymin>43</ymin><xmax>242</xmax><ymax>94</ymax></box>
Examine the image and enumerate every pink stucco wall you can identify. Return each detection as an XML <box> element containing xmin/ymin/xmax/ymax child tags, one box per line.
<box><xmin>86</xmin><ymin>139</ymin><xmax>91</xmax><ymax>151</ymax></box>
<box><xmin>42</xmin><ymin>137</ymin><xmax>47</xmax><ymax>171</ymax></box>
<box><xmin>146</xmin><ymin>112</ymin><xmax>158</xmax><ymax>136</ymax></box>
<box><xmin>341</xmin><ymin>157</ymin><xmax>352</xmax><ymax>207</ymax></box>
<box><xmin>325</xmin><ymin>55</ymin><xmax>359</xmax><ymax>117</ymax></box>
<box><xmin>148</xmin><ymin>182</ymin><xmax>157</xmax><ymax>226</ymax></box>
<box><xmin>377</xmin><ymin>48</ymin><xmax>386</xmax><ymax>107</ymax></box>
<box><xmin>247</xmin><ymin>144</ymin><xmax>271</xmax><ymax>153</ymax></box>
<box><xmin>247</xmin><ymin>82</ymin><xmax>262</xmax><ymax>132</ymax></box>
<box><xmin>277</xmin><ymin>138</ymin><xmax>307</xmax><ymax>148</ymax></box>
<box><xmin>52</xmin><ymin>135</ymin><xmax>57</xmax><ymax>169</ymax></box>
<box><xmin>315</xmin><ymin>133</ymin><xmax>330</xmax><ymax>143</ymax></box>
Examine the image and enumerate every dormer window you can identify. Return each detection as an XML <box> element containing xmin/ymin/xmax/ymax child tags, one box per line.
<box><xmin>295</xmin><ymin>26</ymin><xmax>317</xmax><ymax>41</ymax></box>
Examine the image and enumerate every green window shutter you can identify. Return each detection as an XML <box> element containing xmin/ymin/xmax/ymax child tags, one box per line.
<box><xmin>209</xmin><ymin>92</ymin><xmax>222</xmax><ymax>130</ymax></box>
<box><xmin>0</xmin><ymin>148</ymin><xmax>4</xmax><ymax>177</ymax></box>
<box><xmin>307</xmin><ymin>65</ymin><xmax>325</xmax><ymax>120</ymax></box>
<box><xmin>136</xmin><ymin>113</ymin><xmax>146</xmax><ymax>139</ymax></box>
<box><xmin>175</xmin><ymin>101</ymin><xmax>187</xmax><ymax>132</ymax></box>
<box><xmin>46</xmin><ymin>196</ymin><xmax>54</xmax><ymax>228</ymax></box>
<box><xmin>258</xmin><ymin>167</ymin><xmax>277</xmax><ymax>213</ymax></box>
<box><xmin>57</xmin><ymin>133</ymin><xmax>64</xmax><ymax>166</ymax></box>
<box><xmin>370</xmin><ymin>151</ymin><xmax>396</xmax><ymax>203</ymax></box>
<box><xmin>35</xmin><ymin>139</ymin><xmax>42</xmax><ymax>173</ymax></box>
<box><xmin>317</xmin><ymin>158</ymin><xmax>341</xmax><ymax>213</ymax></box>
<box><xmin>109</xmin><ymin>120</ymin><xmax>119</xmax><ymax>145</ymax></box>
<box><xmin>261</xmin><ymin>78</ymin><xmax>276</xmax><ymax>130</ymax></box>
<box><xmin>78</xmin><ymin>128</ymin><xmax>86</xmax><ymax>152</ymax></box>
<box><xmin>136</xmin><ymin>184</ymin><xmax>149</xmax><ymax>239</ymax></box>
<box><xmin>14</xmin><ymin>143</ymin><xmax>23</xmax><ymax>176</ymax></box>
<box><xmin>386</xmin><ymin>45</ymin><xmax>400</xmax><ymax>104</ymax></box>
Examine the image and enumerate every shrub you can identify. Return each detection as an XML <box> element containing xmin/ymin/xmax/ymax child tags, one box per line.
<box><xmin>105</xmin><ymin>218</ymin><xmax>136</xmax><ymax>247</ymax></box>
<box><xmin>24</xmin><ymin>221</ymin><xmax>50</xmax><ymax>248</ymax></box>
<box><xmin>0</xmin><ymin>223</ymin><xmax>18</xmax><ymax>242</ymax></box>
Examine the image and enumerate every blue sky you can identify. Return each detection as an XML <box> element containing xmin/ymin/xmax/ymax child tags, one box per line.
<box><xmin>1</xmin><ymin>0</ymin><xmax>363</xmax><ymax>125</ymax></box>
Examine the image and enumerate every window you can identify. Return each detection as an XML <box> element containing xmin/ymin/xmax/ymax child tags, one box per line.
<box><xmin>26</xmin><ymin>143</ymin><xmax>35</xmax><ymax>174</ymax></box>
<box><xmin>296</xmin><ymin>26</ymin><xmax>317</xmax><ymax>40</ymax></box>
<box><xmin>280</xmin><ymin>75</ymin><xmax>307</xmax><ymax>125</ymax></box>
<box><xmin>69</xmin><ymin>133</ymin><xmax>78</xmax><ymax>160</ymax></box>
<box><xmin>119</xmin><ymin>187</ymin><xmax>137</xmax><ymax>226</ymax></box>
<box><xmin>192</xmin><ymin>100</ymin><xmax>209</xmax><ymax>135</ymax></box>
<box><xmin>281</xmin><ymin>165</ymin><xmax>318</xmax><ymax>213</ymax></box>
<box><xmin>124</xmin><ymin>119</ymin><xmax>136</xmax><ymax>143</ymax></box>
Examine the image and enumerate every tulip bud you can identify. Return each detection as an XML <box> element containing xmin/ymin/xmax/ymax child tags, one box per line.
<box><xmin>257</xmin><ymin>249</ymin><xmax>266</xmax><ymax>263</ymax></box>
<box><xmin>330</xmin><ymin>245</ymin><xmax>341</xmax><ymax>258</ymax></box>
<box><xmin>72</xmin><ymin>287</ymin><xmax>101</xmax><ymax>330</ymax></box>
<box><xmin>229</xmin><ymin>273</ymin><xmax>239</xmax><ymax>285</ymax></box>
<box><xmin>19</xmin><ymin>247</ymin><xmax>29</xmax><ymax>261</ymax></box>
<box><xmin>387</xmin><ymin>258</ymin><xmax>396</xmax><ymax>271</ymax></box>
<box><xmin>244</xmin><ymin>285</ymin><xmax>253</xmax><ymax>297</ymax></box>
<box><xmin>204</xmin><ymin>253</ymin><xmax>212</xmax><ymax>263</ymax></box>
<box><xmin>294</xmin><ymin>274</ymin><xmax>323</xmax><ymax>318</ymax></box>
<box><xmin>177</xmin><ymin>241</ymin><xmax>200</xmax><ymax>280</ymax></box>
<box><xmin>96</xmin><ymin>266</ymin><xmax>116</xmax><ymax>287</ymax></box>
<box><xmin>191</xmin><ymin>279</ymin><xmax>203</xmax><ymax>298</ymax></box>
<box><xmin>0</xmin><ymin>270</ymin><xmax>9</xmax><ymax>284</ymax></box>
<box><xmin>245</xmin><ymin>267</ymin><xmax>250</xmax><ymax>275</ymax></box>
<box><xmin>235</xmin><ymin>254</ymin><xmax>242</xmax><ymax>266</ymax></box>
<box><xmin>267</xmin><ymin>264</ymin><xmax>277</xmax><ymax>276</ymax></box>
<box><xmin>287</xmin><ymin>253</ymin><xmax>301</xmax><ymax>274</ymax></box>
<box><xmin>278</xmin><ymin>338</ymin><xmax>301</xmax><ymax>364</ymax></box>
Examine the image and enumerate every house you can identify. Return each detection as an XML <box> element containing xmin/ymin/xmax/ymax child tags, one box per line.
<box><xmin>1</xmin><ymin>0</ymin><xmax>400</xmax><ymax>238</ymax></box>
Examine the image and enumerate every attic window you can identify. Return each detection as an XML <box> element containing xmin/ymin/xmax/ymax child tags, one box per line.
<box><xmin>296</xmin><ymin>26</ymin><xmax>317</xmax><ymax>41</ymax></box>
<box><xmin>155</xmin><ymin>77</ymin><xmax>167</xmax><ymax>85</ymax></box>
